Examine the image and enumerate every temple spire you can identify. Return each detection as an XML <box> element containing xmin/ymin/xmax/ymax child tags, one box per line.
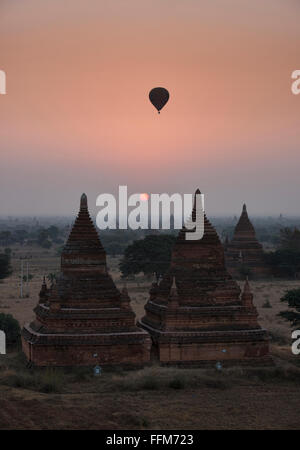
<box><xmin>179</xmin><ymin>188</ymin><xmax>220</xmax><ymax>244</ymax></box>
<box><xmin>61</xmin><ymin>192</ymin><xmax>106</xmax><ymax>272</ymax></box>
<box><xmin>80</xmin><ymin>193</ymin><xmax>88</xmax><ymax>211</ymax></box>
<box><xmin>193</xmin><ymin>188</ymin><xmax>201</xmax><ymax>209</ymax></box>
<box><xmin>233</xmin><ymin>203</ymin><xmax>256</xmax><ymax>237</ymax></box>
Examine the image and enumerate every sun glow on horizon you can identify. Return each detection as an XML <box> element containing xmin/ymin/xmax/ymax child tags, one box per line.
<box><xmin>140</xmin><ymin>193</ymin><xmax>149</xmax><ymax>202</ymax></box>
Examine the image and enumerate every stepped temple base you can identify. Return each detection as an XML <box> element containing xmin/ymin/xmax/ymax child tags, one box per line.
<box><xmin>22</xmin><ymin>326</ymin><xmax>151</xmax><ymax>367</ymax></box>
<box><xmin>139</xmin><ymin>322</ymin><xmax>270</xmax><ymax>366</ymax></box>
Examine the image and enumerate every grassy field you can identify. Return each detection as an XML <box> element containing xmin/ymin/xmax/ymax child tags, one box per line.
<box><xmin>0</xmin><ymin>245</ymin><xmax>300</xmax><ymax>430</ymax></box>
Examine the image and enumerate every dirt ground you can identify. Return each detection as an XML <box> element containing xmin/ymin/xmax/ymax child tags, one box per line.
<box><xmin>0</xmin><ymin>245</ymin><xmax>300</xmax><ymax>430</ymax></box>
<box><xmin>1</xmin><ymin>382</ymin><xmax>300</xmax><ymax>430</ymax></box>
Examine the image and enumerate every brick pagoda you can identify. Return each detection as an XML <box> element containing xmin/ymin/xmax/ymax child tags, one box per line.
<box><xmin>225</xmin><ymin>204</ymin><xmax>270</xmax><ymax>279</ymax></box>
<box><xmin>22</xmin><ymin>194</ymin><xmax>150</xmax><ymax>367</ymax></box>
<box><xmin>138</xmin><ymin>191</ymin><xmax>270</xmax><ymax>365</ymax></box>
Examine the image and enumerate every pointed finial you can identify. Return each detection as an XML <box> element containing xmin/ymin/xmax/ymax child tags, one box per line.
<box><xmin>193</xmin><ymin>188</ymin><xmax>201</xmax><ymax>208</ymax></box>
<box><xmin>168</xmin><ymin>276</ymin><xmax>179</xmax><ymax>307</ymax></box>
<box><xmin>242</xmin><ymin>203</ymin><xmax>247</xmax><ymax>212</ymax></box>
<box><xmin>170</xmin><ymin>276</ymin><xmax>178</xmax><ymax>298</ymax></box>
<box><xmin>171</xmin><ymin>276</ymin><xmax>176</xmax><ymax>290</ymax></box>
<box><xmin>190</xmin><ymin>188</ymin><xmax>204</xmax><ymax>222</ymax></box>
<box><xmin>80</xmin><ymin>193</ymin><xmax>88</xmax><ymax>210</ymax></box>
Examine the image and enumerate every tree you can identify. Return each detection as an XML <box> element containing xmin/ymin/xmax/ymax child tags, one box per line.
<box><xmin>23</xmin><ymin>274</ymin><xmax>34</xmax><ymax>282</ymax></box>
<box><xmin>47</xmin><ymin>225</ymin><xmax>59</xmax><ymax>240</ymax></box>
<box><xmin>0</xmin><ymin>313</ymin><xmax>21</xmax><ymax>345</ymax></box>
<box><xmin>47</xmin><ymin>273</ymin><xmax>57</xmax><ymax>284</ymax></box>
<box><xmin>15</xmin><ymin>229</ymin><xmax>28</xmax><ymax>244</ymax></box>
<box><xmin>0</xmin><ymin>231</ymin><xmax>12</xmax><ymax>246</ymax></box>
<box><xmin>0</xmin><ymin>253</ymin><xmax>12</xmax><ymax>280</ymax></box>
<box><xmin>120</xmin><ymin>234</ymin><xmax>176</xmax><ymax>280</ymax></box>
<box><xmin>279</xmin><ymin>227</ymin><xmax>300</xmax><ymax>252</ymax></box>
<box><xmin>265</xmin><ymin>250</ymin><xmax>300</xmax><ymax>278</ymax></box>
<box><xmin>279</xmin><ymin>289</ymin><xmax>300</xmax><ymax>327</ymax></box>
<box><xmin>41</xmin><ymin>239</ymin><xmax>52</xmax><ymax>249</ymax></box>
<box><xmin>37</xmin><ymin>229</ymin><xmax>52</xmax><ymax>248</ymax></box>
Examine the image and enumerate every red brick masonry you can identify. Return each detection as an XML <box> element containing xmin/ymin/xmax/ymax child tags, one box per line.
<box><xmin>22</xmin><ymin>194</ymin><xmax>150</xmax><ymax>366</ymax></box>
<box><xmin>138</xmin><ymin>190</ymin><xmax>270</xmax><ymax>365</ymax></box>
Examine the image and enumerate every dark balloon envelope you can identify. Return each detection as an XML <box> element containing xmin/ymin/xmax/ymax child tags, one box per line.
<box><xmin>149</xmin><ymin>87</ymin><xmax>169</xmax><ymax>113</ymax></box>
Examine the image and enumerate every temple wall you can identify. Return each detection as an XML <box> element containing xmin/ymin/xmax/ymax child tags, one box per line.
<box><xmin>163</xmin><ymin>312</ymin><xmax>258</xmax><ymax>330</ymax></box>
<box><xmin>22</xmin><ymin>337</ymin><xmax>151</xmax><ymax>367</ymax></box>
<box><xmin>158</xmin><ymin>340</ymin><xmax>269</xmax><ymax>363</ymax></box>
<box><xmin>36</xmin><ymin>317</ymin><xmax>136</xmax><ymax>332</ymax></box>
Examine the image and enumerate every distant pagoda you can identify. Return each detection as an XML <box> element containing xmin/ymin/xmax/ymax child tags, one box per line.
<box><xmin>138</xmin><ymin>190</ymin><xmax>270</xmax><ymax>365</ymax></box>
<box><xmin>225</xmin><ymin>204</ymin><xmax>270</xmax><ymax>279</ymax></box>
<box><xmin>22</xmin><ymin>194</ymin><xmax>150</xmax><ymax>367</ymax></box>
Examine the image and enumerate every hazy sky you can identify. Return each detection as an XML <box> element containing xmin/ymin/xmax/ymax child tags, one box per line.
<box><xmin>0</xmin><ymin>0</ymin><xmax>300</xmax><ymax>217</ymax></box>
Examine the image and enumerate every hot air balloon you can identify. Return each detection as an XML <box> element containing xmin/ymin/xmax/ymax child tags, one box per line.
<box><xmin>149</xmin><ymin>87</ymin><xmax>169</xmax><ymax>113</ymax></box>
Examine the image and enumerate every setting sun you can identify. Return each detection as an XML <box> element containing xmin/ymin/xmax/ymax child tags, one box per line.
<box><xmin>140</xmin><ymin>193</ymin><xmax>149</xmax><ymax>202</ymax></box>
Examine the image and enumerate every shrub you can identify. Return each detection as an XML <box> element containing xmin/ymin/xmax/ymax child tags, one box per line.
<box><xmin>169</xmin><ymin>375</ymin><xmax>185</xmax><ymax>389</ymax></box>
<box><xmin>6</xmin><ymin>373</ymin><xmax>36</xmax><ymax>389</ymax></box>
<box><xmin>71</xmin><ymin>367</ymin><xmax>91</xmax><ymax>382</ymax></box>
<box><xmin>141</xmin><ymin>376</ymin><xmax>159</xmax><ymax>390</ymax></box>
<box><xmin>2</xmin><ymin>368</ymin><xmax>64</xmax><ymax>393</ymax></box>
<box><xmin>279</xmin><ymin>289</ymin><xmax>300</xmax><ymax>326</ymax></box>
<box><xmin>0</xmin><ymin>253</ymin><xmax>12</xmax><ymax>280</ymax></box>
<box><xmin>38</xmin><ymin>369</ymin><xmax>64</xmax><ymax>393</ymax></box>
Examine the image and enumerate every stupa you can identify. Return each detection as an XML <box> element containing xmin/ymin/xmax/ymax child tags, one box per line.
<box><xmin>225</xmin><ymin>204</ymin><xmax>270</xmax><ymax>279</ymax></box>
<box><xmin>22</xmin><ymin>194</ymin><xmax>150</xmax><ymax>366</ymax></box>
<box><xmin>138</xmin><ymin>190</ymin><xmax>270</xmax><ymax>365</ymax></box>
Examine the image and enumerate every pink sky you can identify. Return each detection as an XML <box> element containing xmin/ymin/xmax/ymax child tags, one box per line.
<box><xmin>0</xmin><ymin>0</ymin><xmax>300</xmax><ymax>216</ymax></box>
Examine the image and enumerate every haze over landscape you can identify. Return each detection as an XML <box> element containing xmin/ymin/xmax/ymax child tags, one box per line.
<box><xmin>2</xmin><ymin>1</ymin><xmax>300</xmax><ymax>432</ymax></box>
<box><xmin>0</xmin><ymin>0</ymin><xmax>300</xmax><ymax>216</ymax></box>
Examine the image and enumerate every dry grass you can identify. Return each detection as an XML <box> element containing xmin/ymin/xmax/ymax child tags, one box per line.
<box><xmin>1</xmin><ymin>352</ymin><xmax>300</xmax><ymax>429</ymax></box>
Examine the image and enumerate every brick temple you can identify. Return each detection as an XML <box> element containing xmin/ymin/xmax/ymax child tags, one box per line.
<box><xmin>22</xmin><ymin>194</ymin><xmax>150</xmax><ymax>367</ymax></box>
<box><xmin>225</xmin><ymin>204</ymin><xmax>270</xmax><ymax>279</ymax></box>
<box><xmin>138</xmin><ymin>191</ymin><xmax>270</xmax><ymax>365</ymax></box>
